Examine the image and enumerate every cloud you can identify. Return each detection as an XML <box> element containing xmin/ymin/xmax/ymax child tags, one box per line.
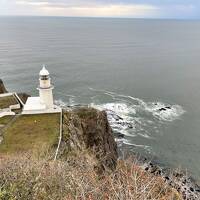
<box><xmin>157</xmin><ymin>4</ymin><xmax>198</xmax><ymax>19</ymax></box>
<box><xmin>14</xmin><ymin>0</ymin><xmax>159</xmax><ymax>17</ymax></box>
<box><xmin>0</xmin><ymin>0</ymin><xmax>200</xmax><ymax>18</ymax></box>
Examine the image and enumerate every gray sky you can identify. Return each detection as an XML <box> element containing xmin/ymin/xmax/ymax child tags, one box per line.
<box><xmin>0</xmin><ymin>0</ymin><xmax>200</xmax><ymax>19</ymax></box>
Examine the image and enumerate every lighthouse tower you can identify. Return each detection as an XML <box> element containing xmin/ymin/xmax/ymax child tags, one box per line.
<box><xmin>38</xmin><ymin>66</ymin><xmax>54</xmax><ymax>109</ymax></box>
<box><xmin>23</xmin><ymin>65</ymin><xmax>61</xmax><ymax>114</ymax></box>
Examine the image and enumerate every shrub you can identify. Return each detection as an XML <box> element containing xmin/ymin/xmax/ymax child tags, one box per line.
<box><xmin>0</xmin><ymin>154</ymin><xmax>181</xmax><ymax>200</ymax></box>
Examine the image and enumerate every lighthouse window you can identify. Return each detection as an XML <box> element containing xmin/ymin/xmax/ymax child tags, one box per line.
<box><xmin>41</xmin><ymin>75</ymin><xmax>49</xmax><ymax>80</ymax></box>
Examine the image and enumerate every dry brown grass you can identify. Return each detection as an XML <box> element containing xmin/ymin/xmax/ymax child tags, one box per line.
<box><xmin>0</xmin><ymin>154</ymin><xmax>182</xmax><ymax>200</ymax></box>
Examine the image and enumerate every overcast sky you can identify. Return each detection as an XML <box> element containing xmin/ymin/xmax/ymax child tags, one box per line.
<box><xmin>0</xmin><ymin>0</ymin><xmax>200</xmax><ymax>19</ymax></box>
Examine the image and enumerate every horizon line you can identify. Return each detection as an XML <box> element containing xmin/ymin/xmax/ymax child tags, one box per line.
<box><xmin>0</xmin><ymin>15</ymin><xmax>200</xmax><ymax>21</ymax></box>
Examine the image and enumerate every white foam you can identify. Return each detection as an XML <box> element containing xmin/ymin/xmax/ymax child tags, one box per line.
<box><xmin>91</xmin><ymin>102</ymin><xmax>137</xmax><ymax>137</ymax></box>
<box><xmin>89</xmin><ymin>88</ymin><xmax>185</xmax><ymax>122</ymax></box>
<box><xmin>55</xmin><ymin>99</ymin><xmax>67</xmax><ymax>108</ymax></box>
<box><xmin>92</xmin><ymin>102</ymin><xmax>136</xmax><ymax>115</ymax></box>
<box><xmin>144</xmin><ymin>102</ymin><xmax>185</xmax><ymax>121</ymax></box>
<box><xmin>115</xmin><ymin>138</ymin><xmax>124</xmax><ymax>142</ymax></box>
<box><xmin>122</xmin><ymin>139</ymin><xmax>152</xmax><ymax>151</ymax></box>
<box><xmin>138</xmin><ymin>132</ymin><xmax>153</xmax><ymax>139</ymax></box>
<box><xmin>58</xmin><ymin>89</ymin><xmax>185</xmax><ymax>152</ymax></box>
<box><xmin>90</xmin><ymin>94</ymin><xmax>185</xmax><ymax>155</ymax></box>
<box><xmin>91</xmin><ymin>97</ymin><xmax>185</xmax><ymax>143</ymax></box>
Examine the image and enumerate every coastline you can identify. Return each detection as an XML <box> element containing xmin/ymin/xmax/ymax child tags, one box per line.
<box><xmin>0</xmin><ymin>79</ymin><xmax>200</xmax><ymax>199</ymax></box>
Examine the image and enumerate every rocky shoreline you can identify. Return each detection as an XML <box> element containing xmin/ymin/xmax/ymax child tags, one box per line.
<box><xmin>138</xmin><ymin>157</ymin><xmax>200</xmax><ymax>200</ymax></box>
<box><xmin>61</xmin><ymin>106</ymin><xmax>200</xmax><ymax>199</ymax></box>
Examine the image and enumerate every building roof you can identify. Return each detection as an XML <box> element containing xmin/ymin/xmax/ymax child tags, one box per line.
<box><xmin>23</xmin><ymin>97</ymin><xmax>46</xmax><ymax>111</ymax></box>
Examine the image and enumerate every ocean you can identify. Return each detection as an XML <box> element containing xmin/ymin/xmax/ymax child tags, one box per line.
<box><xmin>1</xmin><ymin>17</ymin><xmax>200</xmax><ymax>178</ymax></box>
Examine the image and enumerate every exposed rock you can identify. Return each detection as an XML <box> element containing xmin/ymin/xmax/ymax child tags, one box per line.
<box><xmin>0</xmin><ymin>80</ymin><xmax>30</xmax><ymax>104</ymax></box>
<box><xmin>159</xmin><ymin>108</ymin><xmax>167</xmax><ymax>111</ymax></box>
<box><xmin>0</xmin><ymin>79</ymin><xmax>8</xmax><ymax>94</ymax></box>
<box><xmin>140</xmin><ymin>159</ymin><xmax>200</xmax><ymax>200</ymax></box>
<box><xmin>17</xmin><ymin>93</ymin><xmax>30</xmax><ymax>104</ymax></box>
<box><xmin>158</xmin><ymin>106</ymin><xmax>172</xmax><ymax>112</ymax></box>
<box><xmin>60</xmin><ymin>108</ymin><xmax>118</xmax><ymax>173</ymax></box>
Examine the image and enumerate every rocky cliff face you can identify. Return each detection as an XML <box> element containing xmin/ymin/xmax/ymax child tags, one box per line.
<box><xmin>60</xmin><ymin>108</ymin><xmax>118</xmax><ymax>173</ymax></box>
<box><xmin>0</xmin><ymin>79</ymin><xmax>8</xmax><ymax>94</ymax></box>
<box><xmin>17</xmin><ymin>93</ymin><xmax>30</xmax><ymax>104</ymax></box>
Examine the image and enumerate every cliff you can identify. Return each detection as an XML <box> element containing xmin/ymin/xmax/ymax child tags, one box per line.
<box><xmin>0</xmin><ymin>79</ymin><xmax>7</xmax><ymax>94</ymax></box>
<box><xmin>60</xmin><ymin>108</ymin><xmax>118</xmax><ymax>173</ymax></box>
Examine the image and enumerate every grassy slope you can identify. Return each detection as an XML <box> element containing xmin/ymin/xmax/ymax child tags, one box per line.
<box><xmin>0</xmin><ymin>114</ymin><xmax>60</xmax><ymax>154</ymax></box>
<box><xmin>0</xmin><ymin>116</ymin><xmax>14</xmax><ymax>126</ymax></box>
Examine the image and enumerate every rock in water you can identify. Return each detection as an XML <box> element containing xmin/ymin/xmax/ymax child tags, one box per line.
<box><xmin>61</xmin><ymin>108</ymin><xmax>118</xmax><ymax>173</ymax></box>
<box><xmin>0</xmin><ymin>79</ymin><xmax>8</xmax><ymax>94</ymax></box>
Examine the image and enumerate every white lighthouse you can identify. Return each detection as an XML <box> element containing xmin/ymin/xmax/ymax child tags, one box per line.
<box><xmin>23</xmin><ymin>65</ymin><xmax>61</xmax><ymax>114</ymax></box>
<box><xmin>38</xmin><ymin>66</ymin><xmax>54</xmax><ymax>109</ymax></box>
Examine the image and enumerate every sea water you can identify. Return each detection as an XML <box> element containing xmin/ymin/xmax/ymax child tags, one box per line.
<box><xmin>1</xmin><ymin>17</ymin><xmax>200</xmax><ymax>178</ymax></box>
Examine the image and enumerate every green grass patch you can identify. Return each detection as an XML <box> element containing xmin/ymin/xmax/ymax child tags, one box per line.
<box><xmin>75</xmin><ymin>108</ymin><xmax>98</xmax><ymax>120</ymax></box>
<box><xmin>0</xmin><ymin>95</ymin><xmax>18</xmax><ymax>109</ymax></box>
<box><xmin>0</xmin><ymin>116</ymin><xmax>14</xmax><ymax>126</ymax></box>
<box><xmin>0</xmin><ymin>113</ymin><xmax>60</xmax><ymax>154</ymax></box>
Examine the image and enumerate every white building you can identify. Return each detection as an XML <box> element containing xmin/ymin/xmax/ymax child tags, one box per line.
<box><xmin>23</xmin><ymin>66</ymin><xmax>61</xmax><ymax>114</ymax></box>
